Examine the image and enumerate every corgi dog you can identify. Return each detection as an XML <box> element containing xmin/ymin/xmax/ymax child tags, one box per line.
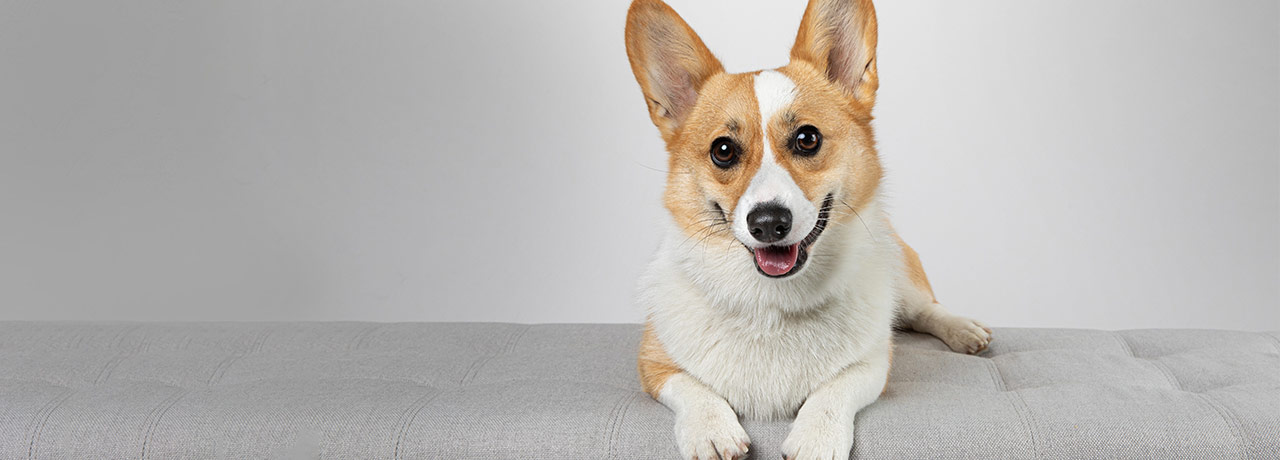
<box><xmin>625</xmin><ymin>0</ymin><xmax>993</xmax><ymax>458</ymax></box>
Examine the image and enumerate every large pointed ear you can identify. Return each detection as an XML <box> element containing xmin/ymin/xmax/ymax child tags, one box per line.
<box><xmin>625</xmin><ymin>0</ymin><xmax>724</xmax><ymax>141</ymax></box>
<box><xmin>790</xmin><ymin>0</ymin><xmax>879</xmax><ymax>107</ymax></box>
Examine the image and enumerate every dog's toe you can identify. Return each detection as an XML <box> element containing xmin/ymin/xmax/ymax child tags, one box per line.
<box><xmin>675</xmin><ymin>406</ymin><xmax>750</xmax><ymax>460</ymax></box>
<box><xmin>941</xmin><ymin>317</ymin><xmax>992</xmax><ymax>354</ymax></box>
<box><xmin>781</xmin><ymin>415</ymin><xmax>854</xmax><ymax>460</ymax></box>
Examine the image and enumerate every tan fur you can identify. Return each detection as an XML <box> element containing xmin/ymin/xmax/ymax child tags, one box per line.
<box><xmin>895</xmin><ymin>233</ymin><xmax>938</xmax><ymax>304</ymax></box>
<box><xmin>625</xmin><ymin>0</ymin><xmax>724</xmax><ymax>143</ymax></box>
<box><xmin>774</xmin><ymin>62</ymin><xmax>881</xmax><ymax>211</ymax></box>
<box><xmin>638</xmin><ymin>322</ymin><xmax>682</xmax><ymax>399</ymax></box>
<box><xmin>659</xmin><ymin>72</ymin><xmax>766</xmax><ymax>238</ymax></box>
<box><xmin>790</xmin><ymin>0</ymin><xmax>879</xmax><ymax>106</ymax></box>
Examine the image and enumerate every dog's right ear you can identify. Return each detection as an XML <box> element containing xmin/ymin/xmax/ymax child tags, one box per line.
<box><xmin>625</xmin><ymin>0</ymin><xmax>724</xmax><ymax>142</ymax></box>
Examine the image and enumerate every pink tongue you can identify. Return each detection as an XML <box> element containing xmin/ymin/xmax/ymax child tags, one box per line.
<box><xmin>753</xmin><ymin>244</ymin><xmax>800</xmax><ymax>276</ymax></box>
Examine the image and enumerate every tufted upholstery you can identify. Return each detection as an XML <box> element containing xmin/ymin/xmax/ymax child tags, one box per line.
<box><xmin>1</xmin><ymin>323</ymin><xmax>1277</xmax><ymax>459</ymax></box>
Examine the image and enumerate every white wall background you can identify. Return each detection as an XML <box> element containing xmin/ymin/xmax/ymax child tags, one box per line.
<box><xmin>1</xmin><ymin>0</ymin><xmax>1276</xmax><ymax>329</ymax></box>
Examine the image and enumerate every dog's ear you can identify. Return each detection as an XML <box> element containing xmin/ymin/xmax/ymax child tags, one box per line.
<box><xmin>791</xmin><ymin>0</ymin><xmax>878</xmax><ymax>108</ymax></box>
<box><xmin>625</xmin><ymin>0</ymin><xmax>724</xmax><ymax>141</ymax></box>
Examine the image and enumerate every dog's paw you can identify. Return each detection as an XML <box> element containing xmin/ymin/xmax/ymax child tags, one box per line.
<box><xmin>674</xmin><ymin>405</ymin><xmax>750</xmax><ymax>460</ymax></box>
<box><xmin>780</xmin><ymin>415</ymin><xmax>854</xmax><ymax>460</ymax></box>
<box><xmin>937</xmin><ymin>316</ymin><xmax>992</xmax><ymax>354</ymax></box>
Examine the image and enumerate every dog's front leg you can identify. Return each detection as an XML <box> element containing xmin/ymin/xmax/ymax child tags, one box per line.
<box><xmin>657</xmin><ymin>373</ymin><xmax>750</xmax><ymax>460</ymax></box>
<box><xmin>781</xmin><ymin>340</ymin><xmax>891</xmax><ymax>460</ymax></box>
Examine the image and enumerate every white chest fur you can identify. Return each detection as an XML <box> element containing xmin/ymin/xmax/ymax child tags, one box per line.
<box><xmin>639</xmin><ymin>211</ymin><xmax>900</xmax><ymax>420</ymax></box>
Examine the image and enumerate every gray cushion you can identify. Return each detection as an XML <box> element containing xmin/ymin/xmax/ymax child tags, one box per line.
<box><xmin>0</xmin><ymin>323</ymin><xmax>1276</xmax><ymax>459</ymax></box>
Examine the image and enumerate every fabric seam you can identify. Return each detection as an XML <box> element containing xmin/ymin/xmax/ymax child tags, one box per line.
<box><xmin>1005</xmin><ymin>390</ymin><xmax>1040</xmax><ymax>459</ymax></box>
<box><xmin>1195</xmin><ymin>392</ymin><xmax>1249</xmax><ymax>457</ymax></box>
<box><xmin>393</xmin><ymin>391</ymin><xmax>442</xmax><ymax>459</ymax></box>
<box><xmin>27</xmin><ymin>388</ymin><xmax>73</xmax><ymax>460</ymax></box>
<box><xmin>606</xmin><ymin>392</ymin><xmax>643</xmax><ymax>459</ymax></box>
<box><xmin>140</xmin><ymin>388</ymin><xmax>190</xmax><ymax>460</ymax></box>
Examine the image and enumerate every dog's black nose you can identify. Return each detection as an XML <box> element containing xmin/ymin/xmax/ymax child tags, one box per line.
<box><xmin>747</xmin><ymin>203</ymin><xmax>792</xmax><ymax>243</ymax></box>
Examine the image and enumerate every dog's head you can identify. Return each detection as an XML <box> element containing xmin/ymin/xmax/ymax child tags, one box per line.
<box><xmin>626</xmin><ymin>0</ymin><xmax>882</xmax><ymax>280</ymax></box>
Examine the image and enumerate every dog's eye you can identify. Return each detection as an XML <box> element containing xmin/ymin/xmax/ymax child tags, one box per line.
<box><xmin>709</xmin><ymin>137</ymin><xmax>740</xmax><ymax>168</ymax></box>
<box><xmin>792</xmin><ymin>125</ymin><xmax>822</xmax><ymax>156</ymax></box>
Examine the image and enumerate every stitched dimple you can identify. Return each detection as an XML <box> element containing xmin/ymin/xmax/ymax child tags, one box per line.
<box><xmin>504</xmin><ymin>325</ymin><xmax>533</xmax><ymax>354</ymax></box>
<box><xmin>1148</xmin><ymin>358</ymin><xmax>1184</xmax><ymax>392</ymax></box>
<box><xmin>112</xmin><ymin>324</ymin><xmax>141</xmax><ymax>351</ymax></box>
<box><xmin>348</xmin><ymin>324</ymin><xmax>382</xmax><ymax>351</ymax></box>
<box><xmin>71</xmin><ymin>331</ymin><xmax>88</xmax><ymax>350</ymax></box>
<box><xmin>1264</xmin><ymin>332</ymin><xmax>1280</xmax><ymax>355</ymax></box>
<box><xmin>93</xmin><ymin>354</ymin><xmax>128</xmax><ymax>385</ymax></box>
<box><xmin>459</xmin><ymin>355</ymin><xmax>492</xmax><ymax>386</ymax></box>
<box><xmin>250</xmin><ymin>328</ymin><xmax>272</xmax><ymax>353</ymax></box>
<box><xmin>986</xmin><ymin>358</ymin><xmax>1009</xmax><ymax>392</ymax></box>
<box><xmin>206</xmin><ymin>354</ymin><xmax>241</xmax><ymax>385</ymax></box>
<box><xmin>93</xmin><ymin>329</ymin><xmax>152</xmax><ymax>384</ymax></box>
<box><xmin>206</xmin><ymin>329</ymin><xmax>273</xmax><ymax>385</ymax></box>
<box><xmin>460</xmin><ymin>325</ymin><xmax>532</xmax><ymax>385</ymax></box>
<box><xmin>1116</xmin><ymin>331</ymin><xmax>1186</xmax><ymax>391</ymax></box>
<box><xmin>1112</xmin><ymin>331</ymin><xmax>1137</xmax><ymax>358</ymax></box>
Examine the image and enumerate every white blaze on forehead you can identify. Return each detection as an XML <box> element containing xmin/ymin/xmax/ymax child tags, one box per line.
<box><xmin>731</xmin><ymin>70</ymin><xmax>820</xmax><ymax>249</ymax></box>
<box><xmin>754</xmin><ymin>71</ymin><xmax>796</xmax><ymax>126</ymax></box>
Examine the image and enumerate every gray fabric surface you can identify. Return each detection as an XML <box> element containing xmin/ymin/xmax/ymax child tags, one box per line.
<box><xmin>0</xmin><ymin>323</ymin><xmax>1276</xmax><ymax>459</ymax></box>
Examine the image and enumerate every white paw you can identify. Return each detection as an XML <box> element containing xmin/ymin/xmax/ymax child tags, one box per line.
<box><xmin>780</xmin><ymin>414</ymin><xmax>854</xmax><ymax>460</ymax></box>
<box><xmin>938</xmin><ymin>316</ymin><xmax>992</xmax><ymax>354</ymax></box>
<box><xmin>673</xmin><ymin>405</ymin><xmax>750</xmax><ymax>460</ymax></box>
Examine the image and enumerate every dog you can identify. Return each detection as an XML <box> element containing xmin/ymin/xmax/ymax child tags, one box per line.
<box><xmin>624</xmin><ymin>0</ymin><xmax>993</xmax><ymax>458</ymax></box>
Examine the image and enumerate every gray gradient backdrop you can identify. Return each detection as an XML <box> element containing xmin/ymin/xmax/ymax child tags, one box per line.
<box><xmin>2</xmin><ymin>0</ymin><xmax>1277</xmax><ymax>329</ymax></box>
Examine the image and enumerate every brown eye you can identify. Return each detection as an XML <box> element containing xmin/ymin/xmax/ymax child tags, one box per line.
<box><xmin>710</xmin><ymin>137</ymin><xmax>740</xmax><ymax>168</ymax></box>
<box><xmin>793</xmin><ymin>125</ymin><xmax>822</xmax><ymax>156</ymax></box>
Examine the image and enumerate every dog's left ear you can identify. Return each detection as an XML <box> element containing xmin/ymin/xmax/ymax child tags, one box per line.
<box><xmin>791</xmin><ymin>0</ymin><xmax>879</xmax><ymax>108</ymax></box>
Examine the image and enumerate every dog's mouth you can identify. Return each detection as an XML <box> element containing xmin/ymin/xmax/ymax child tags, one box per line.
<box><xmin>749</xmin><ymin>194</ymin><xmax>833</xmax><ymax>278</ymax></box>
